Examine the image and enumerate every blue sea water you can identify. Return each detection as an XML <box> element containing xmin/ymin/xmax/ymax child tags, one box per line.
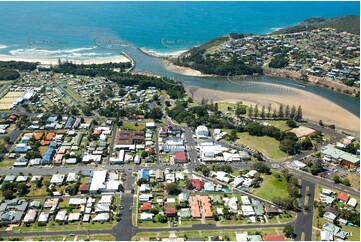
<box><xmin>0</xmin><ymin>1</ymin><xmax>359</xmax><ymax>58</ymax></box>
<box><xmin>0</xmin><ymin>1</ymin><xmax>359</xmax><ymax>116</ymax></box>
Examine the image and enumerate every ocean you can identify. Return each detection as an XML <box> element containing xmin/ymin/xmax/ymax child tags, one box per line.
<box><xmin>0</xmin><ymin>1</ymin><xmax>359</xmax><ymax>116</ymax></box>
<box><xmin>0</xmin><ymin>1</ymin><xmax>359</xmax><ymax>58</ymax></box>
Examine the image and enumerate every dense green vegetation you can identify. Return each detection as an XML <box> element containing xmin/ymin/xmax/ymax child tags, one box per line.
<box><xmin>0</xmin><ymin>61</ymin><xmax>39</xmax><ymax>71</ymax></box>
<box><xmin>274</xmin><ymin>15</ymin><xmax>360</xmax><ymax>35</ymax></box>
<box><xmin>268</xmin><ymin>55</ymin><xmax>289</xmax><ymax>68</ymax></box>
<box><xmin>0</xmin><ymin>68</ymin><xmax>20</xmax><ymax>80</ymax></box>
<box><xmin>175</xmin><ymin>36</ymin><xmax>263</xmax><ymax>76</ymax></box>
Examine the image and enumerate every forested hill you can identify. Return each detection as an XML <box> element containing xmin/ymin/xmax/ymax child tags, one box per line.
<box><xmin>273</xmin><ymin>15</ymin><xmax>360</xmax><ymax>35</ymax></box>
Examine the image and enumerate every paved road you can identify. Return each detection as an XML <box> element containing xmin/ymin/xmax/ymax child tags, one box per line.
<box><xmin>293</xmin><ymin>179</ymin><xmax>315</xmax><ymax>241</ymax></box>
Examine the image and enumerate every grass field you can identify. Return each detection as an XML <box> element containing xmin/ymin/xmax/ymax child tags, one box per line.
<box><xmin>253</xmin><ymin>171</ymin><xmax>290</xmax><ymax>202</ymax></box>
<box><xmin>345</xmin><ymin>174</ymin><xmax>360</xmax><ymax>190</ymax></box>
<box><xmin>123</xmin><ymin>122</ymin><xmax>146</xmax><ymax>131</ymax></box>
<box><xmin>266</xmin><ymin>120</ymin><xmax>292</xmax><ymax>132</ymax></box>
<box><xmin>235</xmin><ymin>132</ymin><xmax>289</xmax><ymax>161</ymax></box>
<box><xmin>0</xmin><ymin>157</ymin><xmax>14</xmax><ymax>167</ymax></box>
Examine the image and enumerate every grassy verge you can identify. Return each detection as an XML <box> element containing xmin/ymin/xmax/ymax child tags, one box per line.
<box><xmin>5</xmin><ymin>234</ymin><xmax>115</xmax><ymax>241</ymax></box>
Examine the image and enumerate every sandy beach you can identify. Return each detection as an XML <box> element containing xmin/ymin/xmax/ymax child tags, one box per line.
<box><xmin>0</xmin><ymin>55</ymin><xmax>131</xmax><ymax>65</ymax></box>
<box><xmin>162</xmin><ymin>59</ymin><xmax>216</xmax><ymax>77</ymax></box>
<box><xmin>185</xmin><ymin>85</ymin><xmax>360</xmax><ymax>135</ymax></box>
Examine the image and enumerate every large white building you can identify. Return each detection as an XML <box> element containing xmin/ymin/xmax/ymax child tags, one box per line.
<box><xmin>89</xmin><ymin>170</ymin><xmax>107</xmax><ymax>194</ymax></box>
<box><xmin>196</xmin><ymin>125</ymin><xmax>209</xmax><ymax>139</ymax></box>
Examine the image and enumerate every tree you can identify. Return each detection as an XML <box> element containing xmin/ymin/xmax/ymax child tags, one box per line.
<box><xmin>228</xmin><ymin>129</ymin><xmax>238</xmax><ymax>141</ymax></box>
<box><xmin>16</xmin><ymin>183</ymin><xmax>28</xmax><ymax>196</ymax></box>
<box><xmin>252</xmin><ymin>162</ymin><xmax>270</xmax><ymax>174</ymax></box>
<box><xmin>267</xmin><ymin>103</ymin><xmax>272</xmax><ymax>118</ymax></box>
<box><xmin>2</xmin><ymin>190</ymin><xmax>13</xmax><ymax>199</ymax></box>
<box><xmin>278</xmin><ymin>104</ymin><xmax>284</xmax><ymax>119</ymax></box>
<box><xmin>290</xmin><ymin>105</ymin><xmax>296</xmax><ymax>118</ymax></box>
<box><xmin>280</xmin><ymin>139</ymin><xmax>299</xmax><ymax>155</ymax></box>
<box><xmin>166</xmin><ymin>184</ymin><xmax>181</xmax><ymax>195</ymax></box>
<box><xmin>285</xmin><ymin>105</ymin><xmax>290</xmax><ymax>118</ymax></box>
<box><xmin>319</xmin><ymin>120</ymin><xmax>324</xmax><ymax>126</ymax></box>
<box><xmin>283</xmin><ymin>225</ymin><xmax>295</xmax><ymax>238</ymax></box>
<box><xmin>248</xmin><ymin>105</ymin><xmax>253</xmax><ymax>117</ymax></box>
<box><xmin>333</xmin><ymin>175</ymin><xmax>341</xmax><ymax>183</ymax></box>
<box><xmin>260</xmin><ymin>106</ymin><xmax>265</xmax><ymax>118</ymax></box>
<box><xmin>254</xmin><ymin>104</ymin><xmax>259</xmax><ymax>117</ymax></box>
<box><xmin>295</xmin><ymin>106</ymin><xmax>303</xmax><ymax>121</ymax></box>
<box><xmin>286</xmin><ymin>119</ymin><xmax>297</xmax><ymax>128</ymax></box>
<box><xmin>342</xmin><ymin>178</ymin><xmax>351</xmax><ymax>186</ymax></box>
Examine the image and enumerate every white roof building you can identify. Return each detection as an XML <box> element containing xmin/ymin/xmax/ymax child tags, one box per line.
<box><xmin>241</xmin><ymin>205</ymin><xmax>255</xmax><ymax>217</ymax></box>
<box><xmin>89</xmin><ymin>170</ymin><xmax>107</xmax><ymax>194</ymax></box>
<box><xmin>140</xmin><ymin>212</ymin><xmax>154</xmax><ymax>220</ymax></box>
<box><xmin>51</xmin><ymin>174</ymin><xmax>65</xmax><ymax>185</ymax></box>
<box><xmin>231</xmin><ymin>177</ymin><xmax>244</xmax><ymax>187</ymax></box>
<box><xmin>347</xmin><ymin>197</ymin><xmax>357</xmax><ymax>208</ymax></box>
<box><xmin>55</xmin><ymin>210</ymin><xmax>68</xmax><ymax>222</ymax></box>
<box><xmin>241</xmin><ymin>196</ymin><xmax>251</xmax><ymax>205</ymax></box>
<box><xmin>224</xmin><ymin>197</ymin><xmax>238</xmax><ymax>213</ymax></box>
<box><xmin>93</xmin><ymin>213</ymin><xmax>109</xmax><ymax>222</ymax></box>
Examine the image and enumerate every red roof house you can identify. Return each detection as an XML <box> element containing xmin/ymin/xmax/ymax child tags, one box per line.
<box><xmin>174</xmin><ymin>151</ymin><xmax>187</xmax><ymax>163</ymax></box>
<box><xmin>79</xmin><ymin>184</ymin><xmax>90</xmax><ymax>194</ymax></box>
<box><xmin>263</xmin><ymin>235</ymin><xmax>285</xmax><ymax>241</ymax></box>
<box><xmin>165</xmin><ymin>208</ymin><xmax>177</xmax><ymax>217</ymax></box>
<box><xmin>141</xmin><ymin>202</ymin><xmax>152</xmax><ymax>211</ymax></box>
<box><xmin>337</xmin><ymin>193</ymin><xmax>350</xmax><ymax>203</ymax></box>
<box><xmin>191</xmin><ymin>179</ymin><xmax>204</xmax><ymax>190</ymax></box>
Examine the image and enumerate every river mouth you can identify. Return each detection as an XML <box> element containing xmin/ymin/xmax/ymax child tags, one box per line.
<box><xmin>127</xmin><ymin>47</ymin><xmax>360</xmax><ymax>117</ymax></box>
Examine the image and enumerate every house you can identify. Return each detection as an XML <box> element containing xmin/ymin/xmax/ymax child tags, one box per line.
<box><xmin>51</xmin><ymin>174</ymin><xmax>65</xmax><ymax>185</ymax></box>
<box><xmin>165</xmin><ymin>208</ymin><xmax>177</xmax><ymax>217</ymax></box>
<box><xmin>140</xmin><ymin>212</ymin><xmax>153</xmax><ymax>221</ymax></box>
<box><xmin>29</xmin><ymin>201</ymin><xmax>41</xmax><ymax>209</ymax></box>
<box><xmin>92</xmin><ymin>213</ymin><xmax>109</xmax><ymax>222</ymax></box>
<box><xmin>263</xmin><ymin>235</ymin><xmax>285</xmax><ymax>241</ymax></box>
<box><xmin>178</xmin><ymin>208</ymin><xmax>191</xmax><ymax>219</ymax></box>
<box><xmin>241</xmin><ymin>196</ymin><xmax>251</xmax><ymax>205</ymax></box>
<box><xmin>43</xmin><ymin>198</ymin><xmax>59</xmax><ymax>208</ymax></box>
<box><xmin>347</xmin><ymin>197</ymin><xmax>357</xmax><ymax>208</ymax></box>
<box><xmin>174</xmin><ymin>151</ymin><xmax>187</xmax><ymax>163</ymax></box>
<box><xmin>204</xmin><ymin>182</ymin><xmax>215</xmax><ymax>192</ymax></box>
<box><xmin>30</xmin><ymin>176</ymin><xmax>42</xmax><ymax>183</ymax></box>
<box><xmin>337</xmin><ymin>193</ymin><xmax>350</xmax><ymax>203</ymax></box>
<box><xmin>140</xmin><ymin>184</ymin><xmax>151</xmax><ymax>193</ymax></box>
<box><xmin>23</xmin><ymin>209</ymin><xmax>37</xmax><ymax>223</ymax></box>
<box><xmin>66</xmin><ymin>173</ymin><xmax>79</xmax><ymax>183</ymax></box>
<box><xmin>79</xmin><ymin>184</ymin><xmax>90</xmax><ymax>194</ymax></box>
<box><xmin>55</xmin><ymin>210</ymin><xmax>68</xmax><ymax>222</ymax></box>
<box><xmin>323</xmin><ymin>212</ymin><xmax>337</xmax><ymax>221</ymax></box>
<box><xmin>68</xmin><ymin>213</ymin><xmax>81</xmax><ymax>222</ymax></box>
<box><xmin>141</xmin><ymin>202</ymin><xmax>152</xmax><ymax>211</ymax></box>
<box><xmin>165</xmin><ymin>173</ymin><xmax>176</xmax><ymax>183</ymax></box>
<box><xmin>38</xmin><ymin>212</ymin><xmax>50</xmax><ymax>223</ymax></box>
<box><xmin>241</xmin><ymin>205</ymin><xmax>255</xmax><ymax>217</ymax></box>
<box><xmin>155</xmin><ymin>169</ymin><xmax>164</xmax><ymax>182</ymax></box>
<box><xmin>191</xmin><ymin>179</ymin><xmax>204</xmax><ymax>190</ymax></box>
<box><xmin>138</xmin><ymin>169</ymin><xmax>150</xmax><ymax>181</ymax></box>
<box><xmin>139</xmin><ymin>194</ymin><xmax>153</xmax><ymax>202</ymax></box>
<box><xmin>178</xmin><ymin>193</ymin><xmax>188</xmax><ymax>203</ymax></box>
<box><xmin>224</xmin><ymin>197</ymin><xmax>238</xmax><ymax>213</ymax></box>
<box><xmin>265</xmin><ymin>204</ymin><xmax>281</xmax><ymax>215</ymax></box>
<box><xmin>320</xmin><ymin>230</ymin><xmax>333</xmax><ymax>241</ymax></box>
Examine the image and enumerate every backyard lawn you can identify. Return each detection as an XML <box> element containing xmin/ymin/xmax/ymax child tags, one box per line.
<box><xmin>253</xmin><ymin>171</ymin><xmax>290</xmax><ymax>202</ymax></box>
<box><xmin>235</xmin><ymin>132</ymin><xmax>289</xmax><ymax>161</ymax></box>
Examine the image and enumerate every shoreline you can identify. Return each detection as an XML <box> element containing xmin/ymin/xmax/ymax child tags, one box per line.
<box><xmin>138</xmin><ymin>47</ymin><xmax>216</xmax><ymax>77</ymax></box>
<box><xmin>184</xmin><ymin>85</ymin><xmax>360</xmax><ymax>136</ymax></box>
<box><xmin>0</xmin><ymin>54</ymin><xmax>132</xmax><ymax>65</ymax></box>
<box><xmin>138</xmin><ymin>47</ymin><xmax>358</xmax><ymax>97</ymax></box>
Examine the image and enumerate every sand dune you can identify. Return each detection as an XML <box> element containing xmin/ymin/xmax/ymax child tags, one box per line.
<box><xmin>185</xmin><ymin>85</ymin><xmax>360</xmax><ymax>136</ymax></box>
